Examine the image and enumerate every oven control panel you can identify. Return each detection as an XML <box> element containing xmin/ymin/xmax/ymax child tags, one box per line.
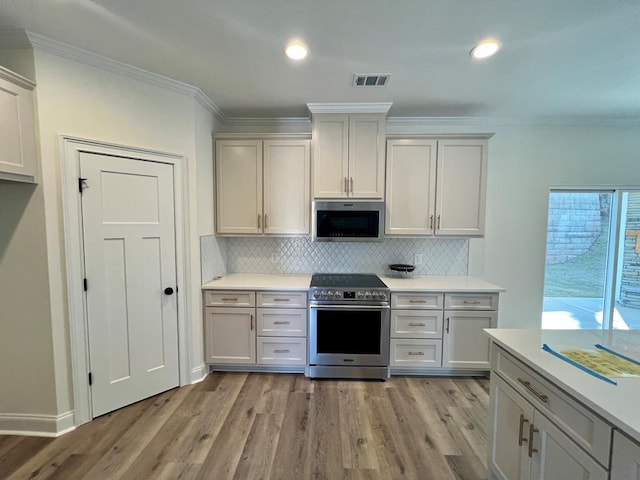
<box><xmin>311</xmin><ymin>289</ymin><xmax>388</xmax><ymax>302</ymax></box>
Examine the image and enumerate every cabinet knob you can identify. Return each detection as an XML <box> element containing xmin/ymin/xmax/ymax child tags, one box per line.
<box><xmin>164</xmin><ymin>287</ymin><xmax>174</xmax><ymax>295</ymax></box>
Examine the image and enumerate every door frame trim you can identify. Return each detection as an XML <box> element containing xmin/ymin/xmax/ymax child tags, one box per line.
<box><xmin>61</xmin><ymin>136</ymin><xmax>192</xmax><ymax>426</ymax></box>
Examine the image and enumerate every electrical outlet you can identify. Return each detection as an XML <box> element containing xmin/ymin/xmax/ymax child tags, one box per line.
<box><xmin>414</xmin><ymin>253</ymin><xmax>424</xmax><ymax>265</ymax></box>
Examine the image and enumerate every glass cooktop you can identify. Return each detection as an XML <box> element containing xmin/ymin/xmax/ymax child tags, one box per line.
<box><xmin>310</xmin><ymin>273</ymin><xmax>387</xmax><ymax>289</ymax></box>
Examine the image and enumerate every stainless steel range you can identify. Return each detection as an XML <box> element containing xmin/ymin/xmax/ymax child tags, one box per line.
<box><xmin>307</xmin><ymin>273</ymin><xmax>390</xmax><ymax>380</ymax></box>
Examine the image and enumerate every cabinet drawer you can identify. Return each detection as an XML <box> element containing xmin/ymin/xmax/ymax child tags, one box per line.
<box><xmin>390</xmin><ymin>339</ymin><xmax>442</xmax><ymax>367</ymax></box>
<box><xmin>257</xmin><ymin>291</ymin><xmax>307</xmax><ymax>308</ymax></box>
<box><xmin>493</xmin><ymin>346</ymin><xmax>612</xmax><ymax>466</ymax></box>
<box><xmin>257</xmin><ymin>308</ymin><xmax>307</xmax><ymax>337</ymax></box>
<box><xmin>204</xmin><ymin>290</ymin><xmax>255</xmax><ymax>307</ymax></box>
<box><xmin>391</xmin><ymin>293</ymin><xmax>443</xmax><ymax>309</ymax></box>
<box><xmin>257</xmin><ymin>337</ymin><xmax>306</xmax><ymax>365</ymax></box>
<box><xmin>391</xmin><ymin>310</ymin><xmax>443</xmax><ymax>338</ymax></box>
<box><xmin>444</xmin><ymin>293</ymin><xmax>498</xmax><ymax>310</ymax></box>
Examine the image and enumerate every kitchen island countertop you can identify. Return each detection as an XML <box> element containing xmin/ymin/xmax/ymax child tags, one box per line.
<box><xmin>486</xmin><ymin>328</ymin><xmax>640</xmax><ymax>441</ymax></box>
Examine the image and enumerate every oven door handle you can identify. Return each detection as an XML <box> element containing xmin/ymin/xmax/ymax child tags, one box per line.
<box><xmin>309</xmin><ymin>304</ymin><xmax>390</xmax><ymax>310</ymax></box>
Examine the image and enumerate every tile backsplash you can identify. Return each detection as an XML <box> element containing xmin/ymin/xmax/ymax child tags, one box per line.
<box><xmin>200</xmin><ymin>235</ymin><xmax>227</xmax><ymax>283</ymax></box>
<box><xmin>219</xmin><ymin>236</ymin><xmax>468</xmax><ymax>276</ymax></box>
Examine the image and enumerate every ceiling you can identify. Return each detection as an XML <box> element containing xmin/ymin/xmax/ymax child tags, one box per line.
<box><xmin>1</xmin><ymin>0</ymin><xmax>639</xmax><ymax>121</ymax></box>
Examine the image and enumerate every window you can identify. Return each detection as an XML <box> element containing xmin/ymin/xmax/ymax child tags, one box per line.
<box><xmin>543</xmin><ymin>190</ymin><xmax>640</xmax><ymax>330</ymax></box>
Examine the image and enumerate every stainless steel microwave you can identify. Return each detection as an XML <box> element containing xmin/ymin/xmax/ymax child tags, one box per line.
<box><xmin>312</xmin><ymin>201</ymin><xmax>385</xmax><ymax>242</ymax></box>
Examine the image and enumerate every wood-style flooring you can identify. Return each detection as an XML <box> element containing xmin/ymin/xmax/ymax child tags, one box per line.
<box><xmin>0</xmin><ymin>373</ymin><xmax>490</xmax><ymax>480</ymax></box>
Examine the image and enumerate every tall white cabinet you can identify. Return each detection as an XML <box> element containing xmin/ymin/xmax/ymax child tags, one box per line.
<box><xmin>385</xmin><ymin>136</ymin><xmax>489</xmax><ymax>236</ymax></box>
<box><xmin>308</xmin><ymin>103</ymin><xmax>391</xmax><ymax>199</ymax></box>
<box><xmin>0</xmin><ymin>66</ymin><xmax>38</xmax><ymax>183</ymax></box>
<box><xmin>215</xmin><ymin>137</ymin><xmax>310</xmax><ymax>235</ymax></box>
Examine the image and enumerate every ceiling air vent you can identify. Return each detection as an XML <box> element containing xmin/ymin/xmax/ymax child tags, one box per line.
<box><xmin>353</xmin><ymin>74</ymin><xmax>391</xmax><ymax>87</ymax></box>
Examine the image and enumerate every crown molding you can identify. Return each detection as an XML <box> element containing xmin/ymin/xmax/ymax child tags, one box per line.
<box><xmin>224</xmin><ymin>116</ymin><xmax>311</xmax><ymax>128</ymax></box>
<box><xmin>0</xmin><ymin>65</ymin><xmax>35</xmax><ymax>88</ymax></box>
<box><xmin>19</xmin><ymin>31</ymin><xmax>227</xmax><ymax>124</ymax></box>
<box><xmin>307</xmin><ymin>102</ymin><xmax>392</xmax><ymax>114</ymax></box>
<box><xmin>386</xmin><ymin>115</ymin><xmax>640</xmax><ymax>127</ymax></box>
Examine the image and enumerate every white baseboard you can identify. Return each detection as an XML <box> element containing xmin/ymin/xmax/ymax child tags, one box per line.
<box><xmin>0</xmin><ymin>410</ymin><xmax>76</xmax><ymax>437</ymax></box>
<box><xmin>190</xmin><ymin>362</ymin><xmax>207</xmax><ymax>384</ymax></box>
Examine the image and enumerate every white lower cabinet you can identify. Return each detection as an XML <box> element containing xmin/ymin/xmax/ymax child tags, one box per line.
<box><xmin>205</xmin><ymin>307</ymin><xmax>256</xmax><ymax>364</ymax></box>
<box><xmin>442</xmin><ymin>310</ymin><xmax>496</xmax><ymax>369</ymax></box>
<box><xmin>390</xmin><ymin>291</ymin><xmax>498</xmax><ymax>373</ymax></box>
<box><xmin>489</xmin><ymin>346</ymin><xmax>612</xmax><ymax>480</ymax></box>
<box><xmin>204</xmin><ymin>290</ymin><xmax>307</xmax><ymax>369</ymax></box>
<box><xmin>611</xmin><ymin>431</ymin><xmax>640</xmax><ymax>480</ymax></box>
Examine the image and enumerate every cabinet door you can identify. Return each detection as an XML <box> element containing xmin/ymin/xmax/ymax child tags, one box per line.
<box><xmin>435</xmin><ymin>139</ymin><xmax>487</xmax><ymax>236</ymax></box>
<box><xmin>263</xmin><ymin>139</ymin><xmax>310</xmax><ymax>234</ymax></box>
<box><xmin>215</xmin><ymin>140</ymin><xmax>262</xmax><ymax>234</ymax></box>
<box><xmin>0</xmin><ymin>67</ymin><xmax>37</xmax><ymax>183</ymax></box>
<box><xmin>385</xmin><ymin>139</ymin><xmax>437</xmax><ymax>235</ymax></box>
<box><xmin>488</xmin><ymin>375</ymin><xmax>533</xmax><ymax>480</ymax></box>
<box><xmin>442</xmin><ymin>310</ymin><xmax>496</xmax><ymax>369</ymax></box>
<box><xmin>348</xmin><ymin>114</ymin><xmax>385</xmax><ymax>199</ymax></box>
<box><xmin>611</xmin><ymin>431</ymin><xmax>640</xmax><ymax>480</ymax></box>
<box><xmin>530</xmin><ymin>411</ymin><xmax>608</xmax><ymax>480</ymax></box>
<box><xmin>312</xmin><ymin>114</ymin><xmax>349</xmax><ymax>198</ymax></box>
<box><xmin>205</xmin><ymin>307</ymin><xmax>256</xmax><ymax>364</ymax></box>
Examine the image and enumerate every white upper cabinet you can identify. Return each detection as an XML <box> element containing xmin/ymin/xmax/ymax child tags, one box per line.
<box><xmin>263</xmin><ymin>140</ymin><xmax>310</xmax><ymax>235</ymax></box>
<box><xmin>309</xmin><ymin>104</ymin><xmax>390</xmax><ymax>199</ymax></box>
<box><xmin>385</xmin><ymin>137</ymin><xmax>489</xmax><ymax>237</ymax></box>
<box><xmin>216</xmin><ymin>139</ymin><xmax>263</xmax><ymax>235</ymax></box>
<box><xmin>385</xmin><ymin>139</ymin><xmax>437</xmax><ymax>235</ymax></box>
<box><xmin>0</xmin><ymin>66</ymin><xmax>38</xmax><ymax>183</ymax></box>
<box><xmin>436</xmin><ymin>139</ymin><xmax>488</xmax><ymax>236</ymax></box>
<box><xmin>215</xmin><ymin>138</ymin><xmax>310</xmax><ymax>236</ymax></box>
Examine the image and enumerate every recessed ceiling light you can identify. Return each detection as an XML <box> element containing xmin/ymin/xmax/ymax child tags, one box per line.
<box><xmin>285</xmin><ymin>40</ymin><xmax>308</xmax><ymax>60</ymax></box>
<box><xmin>470</xmin><ymin>39</ymin><xmax>501</xmax><ymax>59</ymax></box>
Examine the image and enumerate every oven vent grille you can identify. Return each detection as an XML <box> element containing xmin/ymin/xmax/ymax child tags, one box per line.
<box><xmin>353</xmin><ymin>74</ymin><xmax>391</xmax><ymax>87</ymax></box>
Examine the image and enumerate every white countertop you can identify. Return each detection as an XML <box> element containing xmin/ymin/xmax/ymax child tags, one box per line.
<box><xmin>380</xmin><ymin>275</ymin><xmax>504</xmax><ymax>292</ymax></box>
<box><xmin>486</xmin><ymin>329</ymin><xmax>640</xmax><ymax>441</ymax></box>
<box><xmin>203</xmin><ymin>273</ymin><xmax>504</xmax><ymax>292</ymax></box>
<box><xmin>202</xmin><ymin>273</ymin><xmax>312</xmax><ymax>290</ymax></box>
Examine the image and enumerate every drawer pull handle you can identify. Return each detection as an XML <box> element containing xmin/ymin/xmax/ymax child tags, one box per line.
<box><xmin>528</xmin><ymin>424</ymin><xmax>539</xmax><ymax>458</ymax></box>
<box><xmin>409</xmin><ymin>300</ymin><xmax>427</xmax><ymax>304</ymax></box>
<box><xmin>517</xmin><ymin>377</ymin><xmax>548</xmax><ymax>403</ymax></box>
<box><xmin>222</xmin><ymin>298</ymin><xmax>238</xmax><ymax>302</ymax></box>
<box><xmin>273</xmin><ymin>298</ymin><xmax>290</xmax><ymax>302</ymax></box>
<box><xmin>408</xmin><ymin>323</ymin><xmax>426</xmax><ymax>327</ymax></box>
<box><xmin>518</xmin><ymin>414</ymin><xmax>529</xmax><ymax>446</ymax></box>
<box><xmin>463</xmin><ymin>300</ymin><xmax>482</xmax><ymax>305</ymax></box>
<box><xmin>250</xmin><ymin>314</ymin><xmax>254</xmax><ymax>331</ymax></box>
<box><xmin>273</xmin><ymin>321</ymin><xmax>290</xmax><ymax>325</ymax></box>
<box><xmin>408</xmin><ymin>351</ymin><xmax>425</xmax><ymax>356</ymax></box>
<box><xmin>273</xmin><ymin>349</ymin><xmax>290</xmax><ymax>354</ymax></box>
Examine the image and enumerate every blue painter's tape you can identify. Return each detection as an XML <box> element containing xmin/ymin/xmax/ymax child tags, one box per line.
<box><xmin>541</xmin><ymin>343</ymin><xmax>617</xmax><ymax>386</ymax></box>
<box><xmin>594</xmin><ymin>344</ymin><xmax>640</xmax><ymax>367</ymax></box>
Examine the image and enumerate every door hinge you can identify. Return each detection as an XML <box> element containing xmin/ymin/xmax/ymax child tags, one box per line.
<box><xmin>79</xmin><ymin>177</ymin><xmax>87</xmax><ymax>193</ymax></box>
<box><xmin>83</xmin><ymin>278</ymin><xmax>88</xmax><ymax>291</ymax></box>
<box><xmin>88</xmin><ymin>372</ymin><xmax>92</xmax><ymax>386</ymax></box>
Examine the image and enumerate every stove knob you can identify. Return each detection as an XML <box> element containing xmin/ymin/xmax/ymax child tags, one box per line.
<box><xmin>313</xmin><ymin>291</ymin><xmax>320</xmax><ymax>299</ymax></box>
<box><xmin>326</xmin><ymin>290</ymin><xmax>333</xmax><ymax>298</ymax></box>
<box><xmin>334</xmin><ymin>292</ymin><xmax>342</xmax><ymax>299</ymax></box>
<box><xmin>364</xmin><ymin>291</ymin><xmax>371</xmax><ymax>299</ymax></box>
<box><xmin>356</xmin><ymin>291</ymin><xmax>364</xmax><ymax>299</ymax></box>
<box><xmin>379</xmin><ymin>292</ymin><xmax>387</xmax><ymax>301</ymax></box>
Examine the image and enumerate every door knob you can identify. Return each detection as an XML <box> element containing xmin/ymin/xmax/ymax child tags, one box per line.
<box><xmin>164</xmin><ymin>287</ymin><xmax>174</xmax><ymax>295</ymax></box>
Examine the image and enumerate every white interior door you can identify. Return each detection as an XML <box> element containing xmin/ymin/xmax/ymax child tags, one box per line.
<box><xmin>80</xmin><ymin>152</ymin><xmax>179</xmax><ymax>417</ymax></box>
